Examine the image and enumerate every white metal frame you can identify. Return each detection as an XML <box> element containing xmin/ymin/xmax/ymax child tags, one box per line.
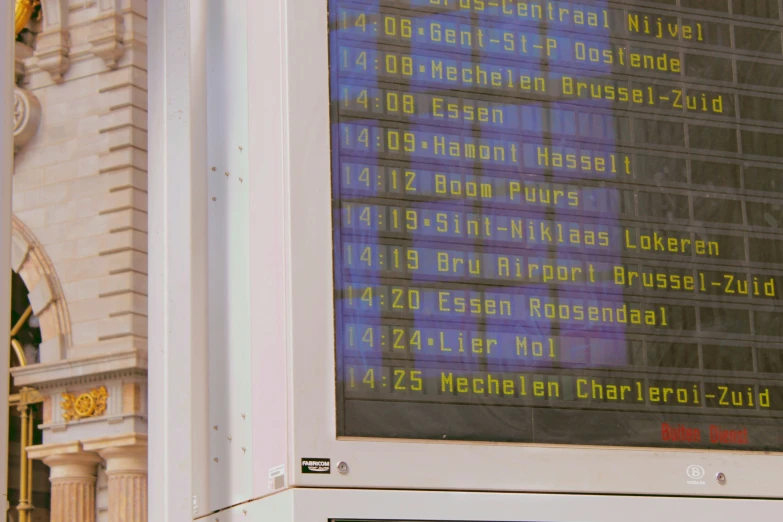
<box><xmin>0</xmin><ymin>0</ymin><xmax>14</xmax><ymax>509</ymax></box>
<box><xmin>205</xmin><ymin>0</ymin><xmax>254</xmax><ymax>512</ymax></box>
<box><xmin>246</xmin><ymin>0</ymin><xmax>783</xmax><ymax>500</ymax></box>
<box><xmin>148</xmin><ymin>0</ymin><xmax>210</xmax><ymax>519</ymax></box>
<box><xmin>216</xmin><ymin>488</ymin><xmax>783</xmax><ymax>521</ymax></box>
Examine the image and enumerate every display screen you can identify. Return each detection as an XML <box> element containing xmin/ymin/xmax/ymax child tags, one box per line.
<box><xmin>328</xmin><ymin>0</ymin><xmax>783</xmax><ymax>450</ymax></box>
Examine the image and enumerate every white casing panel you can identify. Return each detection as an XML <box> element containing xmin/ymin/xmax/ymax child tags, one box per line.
<box><xmin>240</xmin><ymin>0</ymin><xmax>783</xmax><ymax>508</ymax></box>
<box><xmin>210</xmin><ymin>489</ymin><xmax>783</xmax><ymax>521</ymax></box>
<box><xmin>205</xmin><ymin>0</ymin><xmax>255</xmax><ymax>513</ymax></box>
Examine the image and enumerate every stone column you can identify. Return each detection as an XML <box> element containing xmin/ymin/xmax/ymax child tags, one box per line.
<box><xmin>26</xmin><ymin>442</ymin><xmax>101</xmax><ymax>522</ymax></box>
<box><xmin>84</xmin><ymin>434</ymin><xmax>147</xmax><ymax>522</ymax></box>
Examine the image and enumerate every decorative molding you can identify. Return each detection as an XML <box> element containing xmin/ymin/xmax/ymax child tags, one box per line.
<box><xmin>39</xmin><ymin>335</ymin><xmax>66</xmax><ymax>364</ymax></box>
<box><xmin>11</xmin><ymin>350</ymin><xmax>147</xmax><ymax>389</ymax></box>
<box><xmin>18</xmin><ymin>386</ymin><xmax>42</xmax><ymax>409</ymax></box>
<box><xmin>13</xmin><ymin>87</ymin><xmax>41</xmax><ymax>152</ymax></box>
<box><xmin>107</xmin><ymin>381</ymin><xmax>123</xmax><ymax>416</ymax></box>
<box><xmin>27</xmin><ymin>441</ymin><xmax>90</xmax><ymax>461</ymax></box>
<box><xmin>35</xmin><ymin>0</ymin><xmax>70</xmax><ymax>82</ymax></box>
<box><xmin>62</xmin><ymin>386</ymin><xmax>109</xmax><ymax>422</ymax></box>
<box><xmin>14</xmin><ymin>41</ymin><xmax>33</xmax><ymax>84</ymax></box>
<box><xmin>34</xmin><ymin>375</ymin><xmax>148</xmax><ymax>436</ymax></box>
<box><xmin>39</xmin><ymin>411</ymin><xmax>145</xmax><ymax>432</ymax></box>
<box><xmin>84</xmin><ymin>434</ymin><xmax>148</xmax><ymax>522</ymax></box>
<box><xmin>9</xmin><ymin>217</ymin><xmax>72</xmax><ymax>364</ymax></box>
<box><xmin>89</xmin><ymin>0</ymin><xmax>125</xmax><ymax>69</ymax></box>
<box><xmin>26</xmin><ymin>442</ymin><xmax>101</xmax><ymax>522</ymax></box>
<box><xmin>83</xmin><ymin>432</ymin><xmax>147</xmax><ymax>453</ymax></box>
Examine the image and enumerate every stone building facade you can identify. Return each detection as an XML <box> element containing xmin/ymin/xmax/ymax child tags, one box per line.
<box><xmin>10</xmin><ymin>0</ymin><xmax>149</xmax><ymax>520</ymax></box>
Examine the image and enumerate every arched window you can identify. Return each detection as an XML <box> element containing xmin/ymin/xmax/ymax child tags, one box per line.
<box><xmin>8</xmin><ymin>271</ymin><xmax>49</xmax><ymax>522</ymax></box>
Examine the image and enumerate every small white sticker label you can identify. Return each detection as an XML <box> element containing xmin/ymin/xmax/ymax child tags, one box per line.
<box><xmin>268</xmin><ymin>464</ymin><xmax>285</xmax><ymax>479</ymax></box>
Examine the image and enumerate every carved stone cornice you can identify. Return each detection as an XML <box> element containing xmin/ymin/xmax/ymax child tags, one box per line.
<box><xmin>89</xmin><ymin>14</ymin><xmax>125</xmax><ymax>68</ymax></box>
<box><xmin>34</xmin><ymin>29</ymin><xmax>69</xmax><ymax>83</ymax></box>
<box><xmin>35</xmin><ymin>0</ymin><xmax>70</xmax><ymax>82</ymax></box>
<box><xmin>11</xmin><ymin>349</ymin><xmax>147</xmax><ymax>389</ymax></box>
<box><xmin>13</xmin><ymin>86</ymin><xmax>41</xmax><ymax>152</ymax></box>
<box><xmin>89</xmin><ymin>0</ymin><xmax>125</xmax><ymax>69</ymax></box>
<box><xmin>83</xmin><ymin>433</ymin><xmax>147</xmax><ymax>455</ymax></box>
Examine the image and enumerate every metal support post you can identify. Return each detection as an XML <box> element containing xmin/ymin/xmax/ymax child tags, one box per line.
<box><xmin>0</xmin><ymin>0</ymin><xmax>16</xmax><ymax>513</ymax></box>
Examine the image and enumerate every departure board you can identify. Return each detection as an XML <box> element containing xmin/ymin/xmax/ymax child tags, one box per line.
<box><xmin>328</xmin><ymin>0</ymin><xmax>783</xmax><ymax>451</ymax></box>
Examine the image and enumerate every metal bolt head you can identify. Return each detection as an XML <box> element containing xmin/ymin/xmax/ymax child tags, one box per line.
<box><xmin>716</xmin><ymin>472</ymin><xmax>726</xmax><ymax>484</ymax></box>
<box><xmin>336</xmin><ymin>461</ymin><xmax>349</xmax><ymax>474</ymax></box>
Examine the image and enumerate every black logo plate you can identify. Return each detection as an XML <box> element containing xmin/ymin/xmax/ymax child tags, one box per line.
<box><xmin>301</xmin><ymin>458</ymin><xmax>331</xmax><ymax>474</ymax></box>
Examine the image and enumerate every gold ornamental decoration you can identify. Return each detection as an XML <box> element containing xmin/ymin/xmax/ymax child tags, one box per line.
<box><xmin>18</xmin><ymin>387</ymin><xmax>41</xmax><ymax>409</ymax></box>
<box><xmin>62</xmin><ymin>386</ymin><xmax>108</xmax><ymax>421</ymax></box>
<box><xmin>14</xmin><ymin>0</ymin><xmax>38</xmax><ymax>35</ymax></box>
